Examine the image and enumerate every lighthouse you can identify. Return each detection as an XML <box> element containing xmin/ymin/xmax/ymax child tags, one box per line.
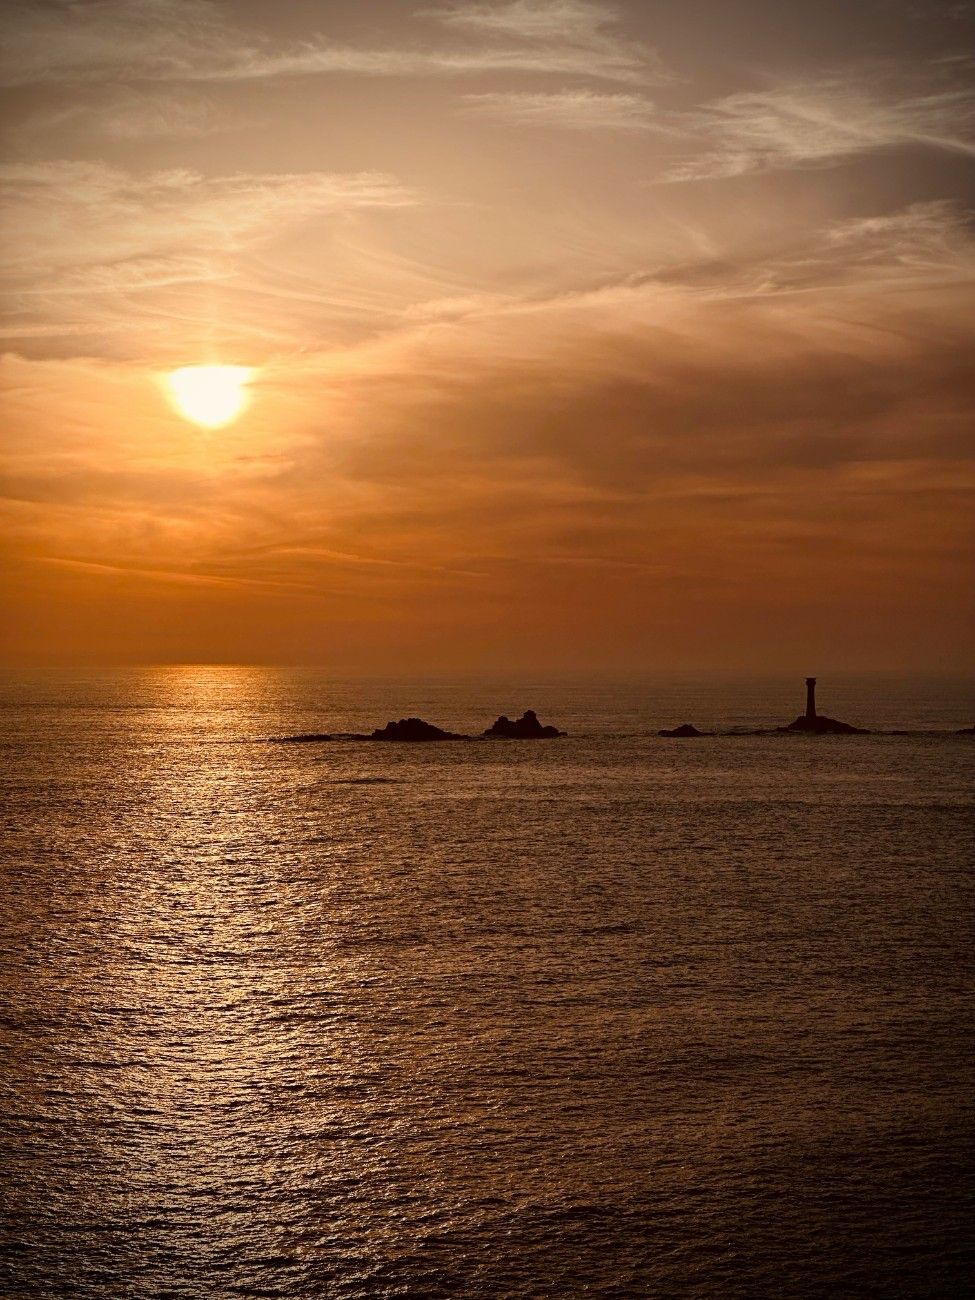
<box><xmin>805</xmin><ymin>677</ymin><xmax>817</xmax><ymax>721</ymax></box>
<box><xmin>781</xmin><ymin>677</ymin><xmax>867</xmax><ymax>733</ymax></box>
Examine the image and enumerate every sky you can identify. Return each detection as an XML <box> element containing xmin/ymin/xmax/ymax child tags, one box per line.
<box><xmin>1</xmin><ymin>0</ymin><xmax>973</xmax><ymax>672</ymax></box>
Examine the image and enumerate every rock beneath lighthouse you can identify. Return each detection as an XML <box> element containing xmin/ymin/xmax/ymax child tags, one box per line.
<box><xmin>779</xmin><ymin>714</ymin><xmax>869</xmax><ymax>735</ymax></box>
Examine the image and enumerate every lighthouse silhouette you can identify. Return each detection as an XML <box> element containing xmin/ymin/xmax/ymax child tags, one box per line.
<box><xmin>780</xmin><ymin>676</ymin><xmax>867</xmax><ymax>733</ymax></box>
<box><xmin>805</xmin><ymin>677</ymin><xmax>817</xmax><ymax>721</ymax></box>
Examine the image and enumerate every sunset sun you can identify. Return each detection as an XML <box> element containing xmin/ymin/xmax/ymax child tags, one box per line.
<box><xmin>167</xmin><ymin>364</ymin><xmax>253</xmax><ymax>428</ymax></box>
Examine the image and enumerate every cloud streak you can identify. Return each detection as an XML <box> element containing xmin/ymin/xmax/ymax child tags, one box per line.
<box><xmin>0</xmin><ymin>0</ymin><xmax>658</xmax><ymax>87</ymax></box>
<box><xmin>424</xmin><ymin>0</ymin><xmax>666</xmax><ymax>80</ymax></box>
<box><xmin>455</xmin><ymin>62</ymin><xmax>975</xmax><ymax>181</ymax></box>
<box><xmin>427</xmin><ymin>0</ymin><xmax>622</xmax><ymax>41</ymax></box>
<box><xmin>666</xmin><ymin>72</ymin><xmax>975</xmax><ymax>179</ymax></box>
<box><xmin>0</xmin><ymin>162</ymin><xmax>416</xmax><ymax>340</ymax></box>
<box><xmin>11</xmin><ymin>88</ymin><xmax>235</xmax><ymax>143</ymax></box>
<box><xmin>461</xmin><ymin>89</ymin><xmax>663</xmax><ymax>130</ymax></box>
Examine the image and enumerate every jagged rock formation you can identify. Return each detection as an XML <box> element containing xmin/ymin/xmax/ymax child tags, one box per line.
<box><xmin>483</xmin><ymin>710</ymin><xmax>565</xmax><ymax>738</ymax></box>
<box><xmin>369</xmin><ymin>717</ymin><xmax>468</xmax><ymax>741</ymax></box>
<box><xmin>658</xmin><ymin>723</ymin><xmax>703</xmax><ymax>737</ymax></box>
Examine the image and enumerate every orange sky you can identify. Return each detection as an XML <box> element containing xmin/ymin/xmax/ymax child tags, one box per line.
<box><xmin>1</xmin><ymin>0</ymin><xmax>973</xmax><ymax>671</ymax></box>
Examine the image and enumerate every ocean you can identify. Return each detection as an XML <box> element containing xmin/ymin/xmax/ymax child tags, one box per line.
<box><xmin>1</xmin><ymin>669</ymin><xmax>973</xmax><ymax>1298</ymax></box>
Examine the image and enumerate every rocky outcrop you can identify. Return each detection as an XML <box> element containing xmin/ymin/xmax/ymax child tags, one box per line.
<box><xmin>658</xmin><ymin>723</ymin><xmax>703</xmax><ymax>737</ymax></box>
<box><xmin>369</xmin><ymin>717</ymin><xmax>468</xmax><ymax>742</ymax></box>
<box><xmin>779</xmin><ymin>714</ymin><xmax>869</xmax><ymax>735</ymax></box>
<box><xmin>483</xmin><ymin>710</ymin><xmax>565</xmax><ymax>738</ymax></box>
<box><xmin>957</xmin><ymin>724</ymin><xmax>975</xmax><ymax>734</ymax></box>
<box><xmin>272</xmin><ymin>718</ymin><xmax>467</xmax><ymax>742</ymax></box>
<box><xmin>270</xmin><ymin>733</ymin><xmax>334</xmax><ymax>743</ymax></box>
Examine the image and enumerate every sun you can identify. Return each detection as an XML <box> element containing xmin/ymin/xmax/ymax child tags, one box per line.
<box><xmin>166</xmin><ymin>365</ymin><xmax>253</xmax><ymax>428</ymax></box>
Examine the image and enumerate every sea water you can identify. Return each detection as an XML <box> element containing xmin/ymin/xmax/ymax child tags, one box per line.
<box><xmin>1</xmin><ymin>669</ymin><xmax>973</xmax><ymax>1297</ymax></box>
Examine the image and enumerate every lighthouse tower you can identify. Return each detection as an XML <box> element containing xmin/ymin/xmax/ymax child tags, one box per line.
<box><xmin>805</xmin><ymin>677</ymin><xmax>817</xmax><ymax>721</ymax></box>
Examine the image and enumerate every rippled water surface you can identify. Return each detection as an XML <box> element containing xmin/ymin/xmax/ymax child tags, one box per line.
<box><xmin>2</xmin><ymin>670</ymin><xmax>974</xmax><ymax>1298</ymax></box>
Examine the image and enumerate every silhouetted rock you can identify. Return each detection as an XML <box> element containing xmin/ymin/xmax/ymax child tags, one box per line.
<box><xmin>270</xmin><ymin>733</ymin><xmax>334</xmax><ymax>743</ymax></box>
<box><xmin>483</xmin><ymin>710</ymin><xmax>565</xmax><ymax>738</ymax></box>
<box><xmin>957</xmin><ymin>724</ymin><xmax>975</xmax><ymax>734</ymax></box>
<box><xmin>271</xmin><ymin>719</ymin><xmax>467</xmax><ymax>742</ymax></box>
<box><xmin>370</xmin><ymin>717</ymin><xmax>468</xmax><ymax>742</ymax></box>
<box><xmin>658</xmin><ymin>723</ymin><xmax>703</xmax><ymax>737</ymax></box>
<box><xmin>779</xmin><ymin>714</ymin><xmax>869</xmax><ymax>735</ymax></box>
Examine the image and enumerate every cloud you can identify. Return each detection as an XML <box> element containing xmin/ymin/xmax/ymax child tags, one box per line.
<box><xmin>0</xmin><ymin>161</ymin><xmax>416</xmax><ymax>328</ymax></box>
<box><xmin>0</xmin><ymin>0</ymin><xmax>228</xmax><ymax>87</ymax></box>
<box><xmin>3</xmin><ymin>200</ymin><xmax>972</xmax><ymax>668</ymax></box>
<box><xmin>461</xmin><ymin>89</ymin><xmax>662</xmax><ymax>130</ymax></box>
<box><xmin>11</xmin><ymin>88</ymin><xmax>235</xmax><ymax>143</ymax></box>
<box><xmin>422</xmin><ymin>0</ymin><xmax>667</xmax><ymax>80</ymax></box>
<box><xmin>646</xmin><ymin>201</ymin><xmax>975</xmax><ymax>299</ymax></box>
<box><xmin>427</xmin><ymin>0</ymin><xmax>621</xmax><ymax>41</ymax></box>
<box><xmin>666</xmin><ymin>70</ymin><xmax>975</xmax><ymax>179</ymax></box>
<box><xmin>218</xmin><ymin>43</ymin><xmax>649</xmax><ymax>83</ymax></box>
<box><xmin>450</xmin><ymin>60</ymin><xmax>974</xmax><ymax>161</ymax></box>
<box><xmin>820</xmin><ymin>201</ymin><xmax>975</xmax><ymax>283</ymax></box>
<box><xmin>35</xmin><ymin>554</ymin><xmax>295</xmax><ymax>592</ymax></box>
<box><xmin>286</xmin><ymin>198</ymin><xmax>975</xmax><ymax>486</ymax></box>
<box><xmin>0</xmin><ymin>0</ymin><xmax>658</xmax><ymax>87</ymax></box>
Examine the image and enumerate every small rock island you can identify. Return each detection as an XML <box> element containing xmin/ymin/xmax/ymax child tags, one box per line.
<box><xmin>779</xmin><ymin>678</ymin><xmax>868</xmax><ymax>734</ymax></box>
<box><xmin>271</xmin><ymin>717</ymin><xmax>468</xmax><ymax>743</ymax></box>
<box><xmin>272</xmin><ymin>732</ymin><xmax>335</xmax><ymax>743</ymax></box>
<box><xmin>483</xmin><ymin>710</ymin><xmax>565</xmax><ymax>738</ymax></box>
<box><xmin>369</xmin><ymin>717</ymin><xmax>469</xmax><ymax>742</ymax></box>
<box><xmin>658</xmin><ymin>723</ymin><xmax>704</xmax><ymax>738</ymax></box>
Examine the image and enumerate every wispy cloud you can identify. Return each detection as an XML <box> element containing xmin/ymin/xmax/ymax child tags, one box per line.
<box><xmin>0</xmin><ymin>0</ymin><xmax>226</xmax><ymax>87</ymax></box>
<box><xmin>427</xmin><ymin>0</ymin><xmax>621</xmax><ymax>41</ymax></box>
<box><xmin>289</xmin><ymin>198</ymin><xmax>975</xmax><ymax>474</ymax></box>
<box><xmin>0</xmin><ymin>161</ymin><xmax>415</xmax><ymax>302</ymax></box>
<box><xmin>0</xmin><ymin>0</ymin><xmax>658</xmax><ymax>87</ymax></box>
<box><xmin>819</xmin><ymin>201</ymin><xmax>975</xmax><ymax>284</ymax></box>
<box><xmin>666</xmin><ymin>72</ymin><xmax>975</xmax><ymax>179</ymax></box>
<box><xmin>454</xmin><ymin>62</ymin><xmax>975</xmax><ymax>162</ymax></box>
<box><xmin>423</xmin><ymin>0</ymin><xmax>666</xmax><ymax>80</ymax></box>
<box><xmin>646</xmin><ymin>201</ymin><xmax>975</xmax><ymax>300</ymax></box>
<box><xmin>216</xmin><ymin>43</ymin><xmax>649</xmax><ymax>82</ymax></box>
<box><xmin>35</xmin><ymin>554</ymin><xmax>297</xmax><ymax>591</ymax></box>
<box><xmin>461</xmin><ymin>89</ymin><xmax>662</xmax><ymax>130</ymax></box>
<box><xmin>11</xmin><ymin>88</ymin><xmax>235</xmax><ymax>144</ymax></box>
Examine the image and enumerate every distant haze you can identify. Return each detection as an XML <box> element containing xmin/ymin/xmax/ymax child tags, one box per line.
<box><xmin>1</xmin><ymin>1</ymin><xmax>973</xmax><ymax>671</ymax></box>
